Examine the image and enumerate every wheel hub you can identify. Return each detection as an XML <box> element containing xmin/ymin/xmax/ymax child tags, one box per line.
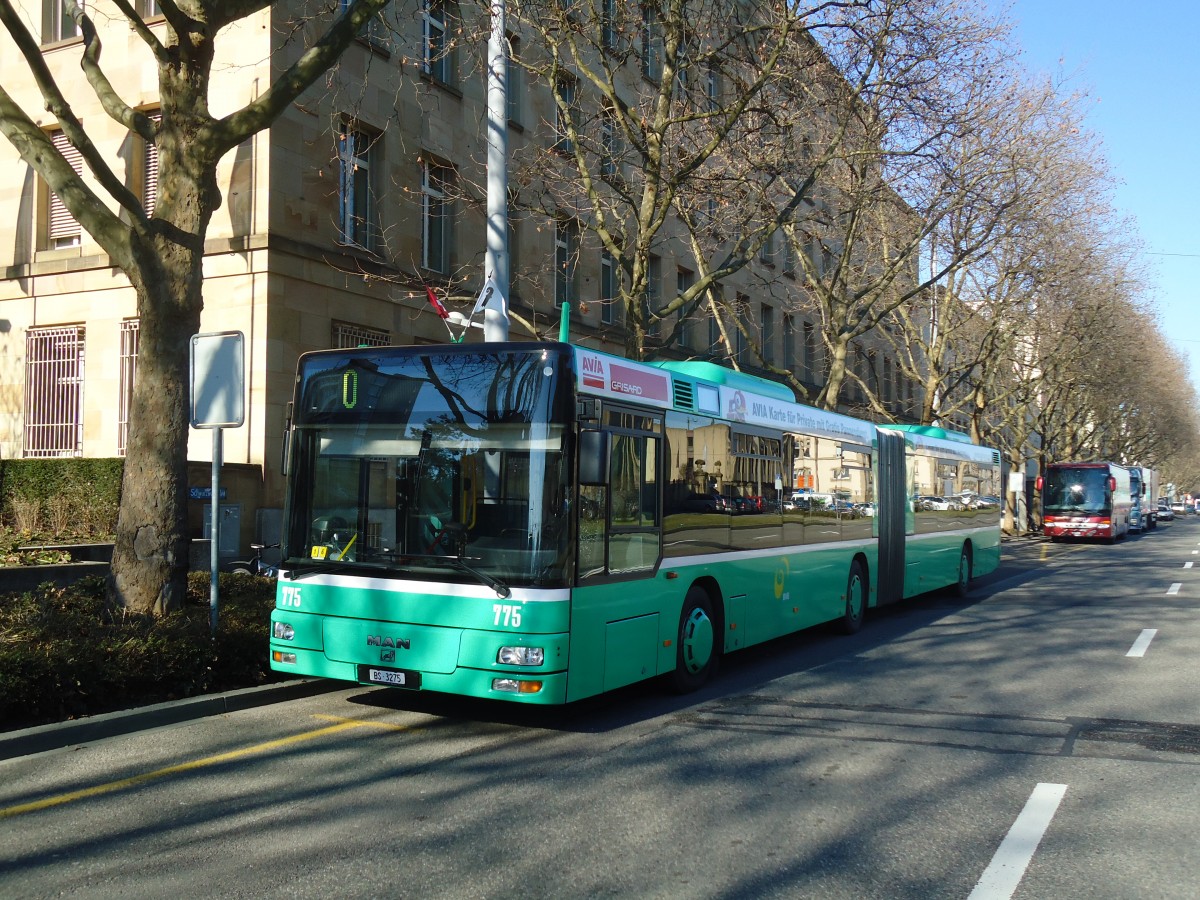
<box><xmin>681</xmin><ymin>607</ymin><xmax>715</xmax><ymax>674</ymax></box>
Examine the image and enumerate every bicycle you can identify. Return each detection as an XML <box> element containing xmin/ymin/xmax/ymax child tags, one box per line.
<box><xmin>228</xmin><ymin>542</ymin><xmax>280</xmax><ymax>578</ymax></box>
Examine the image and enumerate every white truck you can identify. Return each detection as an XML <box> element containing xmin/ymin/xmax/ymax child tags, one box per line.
<box><xmin>1129</xmin><ymin>466</ymin><xmax>1160</xmax><ymax>531</ymax></box>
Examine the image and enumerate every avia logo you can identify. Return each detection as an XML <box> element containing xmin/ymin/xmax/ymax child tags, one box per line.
<box><xmin>366</xmin><ymin>635</ymin><xmax>411</xmax><ymax>650</ymax></box>
<box><xmin>581</xmin><ymin>354</ymin><xmax>606</xmax><ymax>388</ymax></box>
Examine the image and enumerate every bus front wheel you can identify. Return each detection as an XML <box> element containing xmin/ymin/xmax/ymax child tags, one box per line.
<box><xmin>669</xmin><ymin>587</ymin><xmax>719</xmax><ymax>693</ymax></box>
<box><xmin>839</xmin><ymin>560</ymin><xmax>867</xmax><ymax>635</ymax></box>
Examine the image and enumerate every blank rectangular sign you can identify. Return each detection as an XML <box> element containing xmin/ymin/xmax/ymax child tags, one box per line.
<box><xmin>190</xmin><ymin>331</ymin><xmax>245</xmax><ymax>428</ymax></box>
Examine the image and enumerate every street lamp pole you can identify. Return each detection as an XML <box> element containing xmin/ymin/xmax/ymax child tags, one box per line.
<box><xmin>484</xmin><ymin>0</ymin><xmax>510</xmax><ymax>341</ymax></box>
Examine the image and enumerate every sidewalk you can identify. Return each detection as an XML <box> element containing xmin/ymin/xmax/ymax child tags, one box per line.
<box><xmin>0</xmin><ymin>677</ymin><xmax>344</xmax><ymax>761</ymax></box>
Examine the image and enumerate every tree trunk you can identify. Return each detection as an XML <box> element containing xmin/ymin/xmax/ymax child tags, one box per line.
<box><xmin>107</xmin><ymin>241</ymin><xmax>204</xmax><ymax>615</ymax></box>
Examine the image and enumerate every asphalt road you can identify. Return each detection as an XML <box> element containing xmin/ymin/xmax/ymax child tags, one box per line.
<box><xmin>2</xmin><ymin>521</ymin><xmax>1198</xmax><ymax>899</ymax></box>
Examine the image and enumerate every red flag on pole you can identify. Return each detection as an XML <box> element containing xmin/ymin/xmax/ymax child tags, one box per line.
<box><xmin>425</xmin><ymin>285</ymin><xmax>449</xmax><ymax>319</ymax></box>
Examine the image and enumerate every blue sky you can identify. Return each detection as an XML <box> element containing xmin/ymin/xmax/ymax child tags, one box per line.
<box><xmin>1003</xmin><ymin>1</ymin><xmax>1200</xmax><ymax>396</ymax></box>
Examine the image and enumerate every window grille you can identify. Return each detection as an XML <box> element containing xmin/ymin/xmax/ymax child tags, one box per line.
<box><xmin>118</xmin><ymin>319</ymin><xmax>139</xmax><ymax>456</ymax></box>
<box><xmin>24</xmin><ymin>325</ymin><xmax>85</xmax><ymax>457</ymax></box>
<box><xmin>332</xmin><ymin>322</ymin><xmax>390</xmax><ymax>349</ymax></box>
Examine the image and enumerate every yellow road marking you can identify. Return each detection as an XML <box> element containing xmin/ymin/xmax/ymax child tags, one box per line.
<box><xmin>0</xmin><ymin>715</ymin><xmax>411</xmax><ymax>820</ymax></box>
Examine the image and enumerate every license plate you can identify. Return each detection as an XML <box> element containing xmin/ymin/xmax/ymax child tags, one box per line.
<box><xmin>358</xmin><ymin>665</ymin><xmax>421</xmax><ymax>690</ymax></box>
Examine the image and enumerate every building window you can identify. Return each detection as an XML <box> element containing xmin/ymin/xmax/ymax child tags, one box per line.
<box><xmin>803</xmin><ymin>321</ymin><xmax>816</xmax><ymax>382</ymax></box>
<box><xmin>118</xmin><ymin>319</ymin><xmax>139</xmax><ymax>457</ymax></box>
<box><xmin>139</xmin><ymin>0</ymin><xmax>161</xmax><ymax>17</ymax></box>
<box><xmin>554</xmin><ymin>75</ymin><xmax>576</xmax><ymax>155</ymax></box>
<box><xmin>47</xmin><ymin>130</ymin><xmax>83</xmax><ymax>249</ymax></box>
<box><xmin>45</xmin><ymin>0</ymin><xmax>82</xmax><ymax>43</ymax></box>
<box><xmin>24</xmin><ymin>325</ymin><xmax>85</xmax><ymax>458</ymax></box>
<box><xmin>422</xmin><ymin>0</ymin><xmax>452</xmax><ymax>84</ymax></box>
<box><xmin>555</xmin><ymin>220</ymin><xmax>578</xmax><ymax>307</ymax></box>
<box><xmin>641</xmin><ymin>4</ymin><xmax>663</xmax><ymax>82</ymax></box>
<box><xmin>332</xmin><ymin>321</ymin><xmax>390</xmax><ymax>348</ymax></box>
<box><xmin>601</xmin><ymin>250</ymin><xmax>617</xmax><ymax>324</ymax></box>
<box><xmin>600</xmin><ymin>105</ymin><xmax>619</xmax><ymax>178</ymax></box>
<box><xmin>422</xmin><ymin>158</ymin><xmax>452</xmax><ymax>274</ymax></box>
<box><xmin>508</xmin><ymin>207</ymin><xmax>522</xmax><ymax>297</ymax></box>
<box><xmin>601</xmin><ymin>0</ymin><xmax>618</xmax><ymax>51</ymax></box>
<box><xmin>735</xmin><ymin>294</ymin><xmax>749</xmax><ymax>363</ymax></box>
<box><xmin>506</xmin><ymin>35</ymin><xmax>522</xmax><ymax>125</ymax></box>
<box><xmin>781</xmin><ymin>234</ymin><xmax>796</xmax><ymax>276</ymax></box>
<box><xmin>782</xmin><ymin>314</ymin><xmax>795</xmax><ymax>373</ymax></box>
<box><xmin>706</xmin><ymin>65</ymin><xmax>720</xmax><ymax>110</ymax></box>
<box><xmin>677</xmin><ymin>267</ymin><xmax>694</xmax><ymax>348</ymax></box>
<box><xmin>142</xmin><ymin>113</ymin><xmax>160</xmax><ymax>215</ymax></box>
<box><xmin>759</xmin><ymin>229</ymin><xmax>776</xmax><ymax>266</ymax></box>
<box><xmin>645</xmin><ymin>254</ymin><xmax>661</xmax><ymax>336</ymax></box>
<box><xmin>761</xmin><ymin>304</ymin><xmax>775</xmax><ymax>365</ymax></box>
<box><xmin>337</xmin><ymin>124</ymin><xmax>378</xmax><ymax>251</ymax></box>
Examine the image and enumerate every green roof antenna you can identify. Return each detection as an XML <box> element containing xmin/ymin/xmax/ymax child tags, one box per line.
<box><xmin>558</xmin><ymin>302</ymin><xmax>571</xmax><ymax>343</ymax></box>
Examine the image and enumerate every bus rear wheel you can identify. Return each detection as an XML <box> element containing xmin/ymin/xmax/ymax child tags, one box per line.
<box><xmin>951</xmin><ymin>544</ymin><xmax>972</xmax><ymax>598</ymax></box>
<box><xmin>839</xmin><ymin>560</ymin><xmax>867</xmax><ymax>635</ymax></box>
<box><xmin>669</xmin><ymin>587</ymin><xmax>719</xmax><ymax>693</ymax></box>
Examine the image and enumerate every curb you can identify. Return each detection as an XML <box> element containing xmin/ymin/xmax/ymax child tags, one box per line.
<box><xmin>0</xmin><ymin>678</ymin><xmax>346</xmax><ymax>761</ymax></box>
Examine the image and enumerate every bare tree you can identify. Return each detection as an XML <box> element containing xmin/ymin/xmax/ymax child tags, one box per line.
<box><xmin>0</xmin><ymin>0</ymin><xmax>394</xmax><ymax>614</ymax></box>
<box><xmin>509</xmin><ymin>0</ymin><xmax>812</xmax><ymax>360</ymax></box>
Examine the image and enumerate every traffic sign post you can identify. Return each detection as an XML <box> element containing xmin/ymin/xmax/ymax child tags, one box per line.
<box><xmin>190</xmin><ymin>332</ymin><xmax>245</xmax><ymax>636</ymax></box>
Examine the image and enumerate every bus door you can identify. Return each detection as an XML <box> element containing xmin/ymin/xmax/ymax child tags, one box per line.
<box><xmin>876</xmin><ymin>429</ymin><xmax>907</xmax><ymax>606</ymax></box>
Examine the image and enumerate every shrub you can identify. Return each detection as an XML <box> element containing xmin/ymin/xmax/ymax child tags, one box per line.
<box><xmin>0</xmin><ymin>458</ymin><xmax>123</xmax><ymax>539</ymax></box>
<box><xmin>0</xmin><ymin>572</ymin><xmax>282</xmax><ymax>731</ymax></box>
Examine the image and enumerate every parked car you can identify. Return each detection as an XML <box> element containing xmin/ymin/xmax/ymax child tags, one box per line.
<box><xmin>1171</xmin><ymin>500</ymin><xmax>1187</xmax><ymax>515</ymax></box>
<box><xmin>1157</xmin><ymin>502</ymin><xmax>1176</xmax><ymax>522</ymax></box>
<box><xmin>917</xmin><ymin>495</ymin><xmax>953</xmax><ymax>511</ymax></box>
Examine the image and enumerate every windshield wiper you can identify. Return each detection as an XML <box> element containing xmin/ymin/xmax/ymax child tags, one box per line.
<box><xmin>399</xmin><ymin>552</ymin><xmax>512</xmax><ymax>599</ymax></box>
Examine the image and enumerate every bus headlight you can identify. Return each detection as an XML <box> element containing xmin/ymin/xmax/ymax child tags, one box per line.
<box><xmin>273</xmin><ymin>651</ymin><xmax>297</xmax><ymax>665</ymax></box>
<box><xmin>497</xmin><ymin>646</ymin><xmax>544</xmax><ymax>666</ymax></box>
<box><xmin>273</xmin><ymin>621</ymin><xmax>295</xmax><ymax>641</ymax></box>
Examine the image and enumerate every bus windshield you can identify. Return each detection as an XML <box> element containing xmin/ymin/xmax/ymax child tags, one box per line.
<box><xmin>283</xmin><ymin>346</ymin><xmax>573</xmax><ymax>588</ymax></box>
<box><xmin>1043</xmin><ymin>467</ymin><xmax>1112</xmax><ymax>514</ymax></box>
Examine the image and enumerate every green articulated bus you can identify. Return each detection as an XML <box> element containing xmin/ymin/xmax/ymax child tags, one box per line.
<box><xmin>270</xmin><ymin>341</ymin><xmax>1002</xmax><ymax>703</ymax></box>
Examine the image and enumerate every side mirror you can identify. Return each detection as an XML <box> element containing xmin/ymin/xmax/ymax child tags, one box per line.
<box><xmin>579</xmin><ymin>430</ymin><xmax>608</xmax><ymax>486</ymax></box>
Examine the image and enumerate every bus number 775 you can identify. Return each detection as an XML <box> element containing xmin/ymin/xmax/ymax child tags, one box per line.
<box><xmin>493</xmin><ymin>604</ymin><xmax>522</xmax><ymax>628</ymax></box>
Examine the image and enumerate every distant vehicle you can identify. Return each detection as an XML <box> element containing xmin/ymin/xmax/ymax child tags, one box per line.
<box><xmin>1157</xmin><ymin>501</ymin><xmax>1176</xmax><ymax>522</ymax></box>
<box><xmin>1128</xmin><ymin>466</ymin><xmax>1159</xmax><ymax>531</ymax></box>
<box><xmin>1171</xmin><ymin>500</ymin><xmax>1187</xmax><ymax>515</ymax></box>
<box><xmin>1038</xmin><ymin>462</ymin><xmax>1132</xmax><ymax>542</ymax></box>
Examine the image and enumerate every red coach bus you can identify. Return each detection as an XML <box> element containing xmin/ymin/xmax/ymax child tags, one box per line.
<box><xmin>1038</xmin><ymin>462</ymin><xmax>1132</xmax><ymax>542</ymax></box>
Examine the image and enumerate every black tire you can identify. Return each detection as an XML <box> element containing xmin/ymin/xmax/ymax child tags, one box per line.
<box><xmin>669</xmin><ymin>586</ymin><xmax>719</xmax><ymax>693</ymax></box>
<box><xmin>839</xmin><ymin>560</ymin><xmax>867</xmax><ymax>635</ymax></box>
<box><xmin>951</xmin><ymin>543</ymin><xmax>972</xmax><ymax>598</ymax></box>
<box><xmin>230</xmin><ymin>565</ymin><xmax>254</xmax><ymax>576</ymax></box>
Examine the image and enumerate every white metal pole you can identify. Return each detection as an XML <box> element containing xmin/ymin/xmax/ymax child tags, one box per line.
<box><xmin>484</xmin><ymin>0</ymin><xmax>510</xmax><ymax>341</ymax></box>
